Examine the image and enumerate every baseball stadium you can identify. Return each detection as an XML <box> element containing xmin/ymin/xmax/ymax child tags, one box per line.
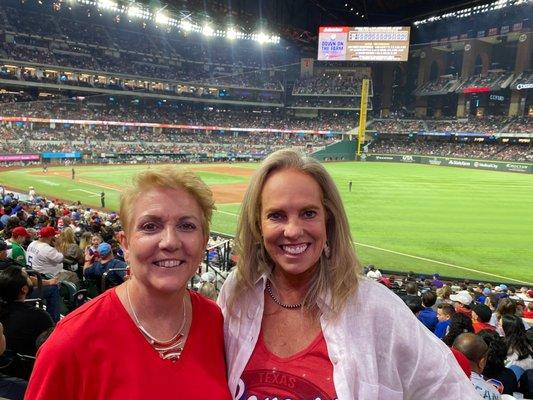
<box><xmin>0</xmin><ymin>0</ymin><xmax>532</xmax><ymax>398</ymax></box>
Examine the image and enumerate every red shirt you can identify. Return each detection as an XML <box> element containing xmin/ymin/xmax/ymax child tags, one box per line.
<box><xmin>473</xmin><ymin>321</ymin><xmax>496</xmax><ymax>333</ymax></box>
<box><xmin>238</xmin><ymin>330</ymin><xmax>337</xmax><ymax>400</ymax></box>
<box><xmin>523</xmin><ymin>309</ymin><xmax>533</xmax><ymax>319</ymax></box>
<box><xmin>25</xmin><ymin>289</ymin><xmax>231</xmax><ymax>400</ymax></box>
<box><xmin>450</xmin><ymin>347</ymin><xmax>471</xmax><ymax>378</ymax></box>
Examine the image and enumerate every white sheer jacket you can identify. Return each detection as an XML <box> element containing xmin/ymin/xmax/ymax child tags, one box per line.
<box><xmin>218</xmin><ymin>272</ymin><xmax>482</xmax><ymax>400</ymax></box>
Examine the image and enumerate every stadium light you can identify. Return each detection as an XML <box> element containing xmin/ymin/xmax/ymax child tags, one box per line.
<box><xmin>155</xmin><ymin>11</ymin><xmax>170</xmax><ymax>25</ymax></box>
<box><xmin>256</xmin><ymin>32</ymin><xmax>269</xmax><ymax>44</ymax></box>
<box><xmin>414</xmin><ymin>0</ymin><xmax>526</xmax><ymax>25</ymax></box>
<box><xmin>69</xmin><ymin>0</ymin><xmax>281</xmax><ymax>45</ymax></box>
<box><xmin>202</xmin><ymin>24</ymin><xmax>215</xmax><ymax>37</ymax></box>
<box><xmin>97</xmin><ymin>0</ymin><xmax>117</xmax><ymax>10</ymax></box>
<box><xmin>180</xmin><ymin>19</ymin><xmax>193</xmax><ymax>32</ymax></box>
<box><xmin>127</xmin><ymin>4</ymin><xmax>144</xmax><ymax>18</ymax></box>
<box><xmin>226</xmin><ymin>28</ymin><xmax>238</xmax><ymax>40</ymax></box>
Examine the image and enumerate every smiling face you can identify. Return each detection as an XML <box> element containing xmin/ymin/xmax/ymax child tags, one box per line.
<box><xmin>260</xmin><ymin>168</ymin><xmax>327</xmax><ymax>281</ymax></box>
<box><xmin>119</xmin><ymin>186</ymin><xmax>208</xmax><ymax>295</ymax></box>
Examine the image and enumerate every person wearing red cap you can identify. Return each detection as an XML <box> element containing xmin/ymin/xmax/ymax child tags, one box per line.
<box><xmin>26</xmin><ymin>226</ymin><xmax>78</xmax><ymax>284</ymax></box>
<box><xmin>8</xmin><ymin>226</ymin><xmax>31</xmax><ymax>267</ymax></box>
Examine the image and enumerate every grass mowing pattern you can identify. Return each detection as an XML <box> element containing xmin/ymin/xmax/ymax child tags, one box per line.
<box><xmin>1</xmin><ymin>163</ymin><xmax>531</xmax><ymax>284</ymax></box>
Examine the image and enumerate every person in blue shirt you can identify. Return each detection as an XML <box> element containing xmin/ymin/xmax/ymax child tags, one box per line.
<box><xmin>435</xmin><ymin>303</ymin><xmax>455</xmax><ymax>339</ymax></box>
<box><xmin>418</xmin><ymin>290</ymin><xmax>439</xmax><ymax>331</ymax></box>
<box><xmin>83</xmin><ymin>242</ymin><xmax>126</xmax><ymax>292</ymax></box>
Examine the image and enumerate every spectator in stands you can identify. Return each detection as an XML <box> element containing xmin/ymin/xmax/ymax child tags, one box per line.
<box><xmin>478</xmin><ymin>287</ymin><xmax>492</xmax><ymax>305</ymax></box>
<box><xmin>496</xmin><ymin>284</ymin><xmax>510</xmax><ymax>301</ymax></box>
<box><xmin>452</xmin><ymin>333</ymin><xmax>502</xmax><ymax>400</ymax></box>
<box><xmin>218</xmin><ymin>149</ymin><xmax>480</xmax><ymax>399</ymax></box>
<box><xmin>198</xmin><ymin>272</ymin><xmax>217</xmax><ymax>301</ymax></box>
<box><xmin>472</xmin><ymin>303</ymin><xmax>496</xmax><ymax>333</ymax></box>
<box><xmin>26</xmin><ymin>226</ymin><xmax>78</xmax><ymax>284</ymax></box>
<box><xmin>516</xmin><ymin>300</ymin><xmax>526</xmax><ymax>318</ymax></box>
<box><xmin>0</xmin><ymin>206</ymin><xmax>12</xmax><ymax>229</ymax></box>
<box><xmin>443</xmin><ymin>313</ymin><xmax>475</xmax><ymax>346</ymax></box>
<box><xmin>418</xmin><ymin>291</ymin><xmax>438</xmax><ymax>331</ymax></box>
<box><xmin>55</xmin><ymin>227</ymin><xmax>84</xmax><ymax>278</ymax></box>
<box><xmin>25</xmin><ymin>167</ymin><xmax>231</xmax><ymax>399</ymax></box>
<box><xmin>28</xmin><ymin>187</ymin><xmax>36</xmax><ymax>203</ymax></box>
<box><xmin>435</xmin><ymin>285</ymin><xmax>452</xmax><ymax>307</ymax></box>
<box><xmin>401</xmin><ymin>281</ymin><xmax>420</xmax><ymax>300</ymax></box>
<box><xmin>450</xmin><ymin>291</ymin><xmax>473</xmax><ymax>317</ymax></box>
<box><xmin>435</xmin><ymin>303</ymin><xmax>455</xmax><ymax>339</ymax></box>
<box><xmin>486</xmin><ymin>294</ymin><xmax>500</xmax><ymax>325</ymax></box>
<box><xmin>0</xmin><ymin>240</ymin><xmax>12</xmax><ymax>270</ymax></box>
<box><xmin>501</xmin><ymin>314</ymin><xmax>533</xmax><ymax>372</ymax></box>
<box><xmin>7</xmin><ymin>227</ymin><xmax>31</xmax><ymax>267</ymax></box>
<box><xmin>524</xmin><ymin>302</ymin><xmax>533</xmax><ymax>319</ymax></box>
<box><xmin>478</xmin><ymin>329</ymin><xmax>518</xmax><ymax>395</ymax></box>
<box><xmin>0</xmin><ymin>321</ymin><xmax>27</xmax><ymax>400</ymax></box>
<box><xmin>83</xmin><ymin>233</ymin><xmax>102</xmax><ymax>264</ymax></box>
<box><xmin>431</xmin><ymin>273</ymin><xmax>444</xmax><ymax>289</ymax></box>
<box><xmin>0</xmin><ymin>238</ymin><xmax>60</xmax><ymax>323</ymax></box>
<box><xmin>0</xmin><ymin>266</ymin><xmax>54</xmax><ymax>379</ymax></box>
<box><xmin>492</xmin><ymin>298</ymin><xmax>530</xmax><ymax>332</ymax></box>
<box><xmin>83</xmin><ymin>242</ymin><xmax>126</xmax><ymax>290</ymax></box>
<box><xmin>365</xmin><ymin>265</ymin><xmax>382</xmax><ymax>280</ymax></box>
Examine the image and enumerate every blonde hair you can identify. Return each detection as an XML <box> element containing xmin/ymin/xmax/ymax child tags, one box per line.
<box><xmin>79</xmin><ymin>232</ymin><xmax>92</xmax><ymax>251</ymax></box>
<box><xmin>199</xmin><ymin>282</ymin><xmax>218</xmax><ymax>301</ymax></box>
<box><xmin>56</xmin><ymin>227</ymin><xmax>76</xmax><ymax>255</ymax></box>
<box><xmin>437</xmin><ymin>285</ymin><xmax>452</xmax><ymax>300</ymax></box>
<box><xmin>120</xmin><ymin>166</ymin><xmax>215</xmax><ymax>237</ymax></box>
<box><xmin>228</xmin><ymin>149</ymin><xmax>360</xmax><ymax>316</ymax></box>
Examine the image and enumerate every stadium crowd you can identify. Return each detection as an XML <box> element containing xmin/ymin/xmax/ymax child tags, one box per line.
<box><xmin>369</xmin><ymin>137</ymin><xmax>532</xmax><ymax>162</ymax></box>
<box><xmin>0</xmin><ymin>100</ymin><xmax>356</xmax><ymax>132</ymax></box>
<box><xmin>293</xmin><ymin>73</ymin><xmax>369</xmax><ymax>95</ymax></box>
<box><xmin>415</xmin><ymin>77</ymin><xmax>460</xmax><ymax>95</ymax></box>
<box><xmin>369</xmin><ymin>116</ymin><xmax>532</xmax><ymax>134</ymax></box>
<box><xmin>459</xmin><ymin>72</ymin><xmax>515</xmax><ymax>91</ymax></box>
<box><xmin>0</xmin><ymin>124</ymin><xmax>336</xmax><ymax>158</ymax></box>
<box><xmin>364</xmin><ymin>267</ymin><xmax>532</xmax><ymax>398</ymax></box>
<box><xmin>290</xmin><ymin>97</ymin><xmax>360</xmax><ymax>108</ymax></box>
<box><xmin>0</xmin><ymin>0</ymin><xmax>292</xmax><ymax>91</ymax></box>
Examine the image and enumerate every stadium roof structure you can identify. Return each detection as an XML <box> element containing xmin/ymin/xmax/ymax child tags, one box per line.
<box><xmin>298</xmin><ymin>0</ymin><xmax>499</xmax><ymax>26</ymax></box>
<box><xmin>159</xmin><ymin>0</ymin><xmax>508</xmax><ymax>44</ymax></box>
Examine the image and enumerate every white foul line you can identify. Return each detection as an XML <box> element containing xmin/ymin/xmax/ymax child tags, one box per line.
<box><xmin>354</xmin><ymin>242</ymin><xmax>532</xmax><ymax>285</ymax></box>
<box><xmin>68</xmin><ymin>189</ymin><xmax>99</xmax><ymax>197</ymax></box>
<box><xmin>216</xmin><ymin>210</ymin><xmax>240</xmax><ymax>216</ymax></box>
<box><xmin>213</xmin><ymin>209</ymin><xmax>531</xmax><ymax>285</ymax></box>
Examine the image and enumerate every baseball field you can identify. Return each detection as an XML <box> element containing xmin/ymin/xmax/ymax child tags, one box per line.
<box><xmin>1</xmin><ymin>162</ymin><xmax>531</xmax><ymax>284</ymax></box>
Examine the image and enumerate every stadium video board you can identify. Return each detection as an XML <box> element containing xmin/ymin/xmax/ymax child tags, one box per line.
<box><xmin>318</xmin><ymin>26</ymin><xmax>411</xmax><ymax>61</ymax></box>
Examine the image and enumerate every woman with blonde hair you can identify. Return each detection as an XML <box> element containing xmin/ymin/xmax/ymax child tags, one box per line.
<box><xmin>26</xmin><ymin>167</ymin><xmax>231</xmax><ymax>399</ymax></box>
<box><xmin>56</xmin><ymin>227</ymin><xmax>84</xmax><ymax>277</ymax></box>
<box><xmin>435</xmin><ymin>285</ymin><xmax>452</xmax><ymax>307</ymax></box>
<box><xmin>218</xmin><ymin>149</ymin><xmax>479</xmax><ymax>399</ymax></box>
<box><xmin>78</xmin><ymin>231</ymin><xmax>92</xmax><ymax>253</ymax></box>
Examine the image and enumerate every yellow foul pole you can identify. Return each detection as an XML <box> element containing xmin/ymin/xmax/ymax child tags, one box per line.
<box><xmin>357</xmin><ymin>78</ymin><xmax>369</xmax><ymax>159</ymax></box>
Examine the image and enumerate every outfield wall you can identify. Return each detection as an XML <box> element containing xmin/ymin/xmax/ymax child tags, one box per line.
<box><xmin>365</xmin><ymin>154</ymin><xmax>533</xmax><ymax>174</ymax></box>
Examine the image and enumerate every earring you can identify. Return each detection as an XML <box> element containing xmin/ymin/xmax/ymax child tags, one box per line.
<box><xmin>324</xmin><ymin>241</ymin><xmax>331</xmax><ymax>259</ymax></box>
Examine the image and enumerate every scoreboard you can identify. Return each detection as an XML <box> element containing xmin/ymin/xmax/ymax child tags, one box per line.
<box><xmin>318</xmin><ymin>26</ymin><xmax>411</xmax><ymax>62</ymax></box>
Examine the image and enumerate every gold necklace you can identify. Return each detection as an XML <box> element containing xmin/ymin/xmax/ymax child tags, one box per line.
<box><xmin>126</xmin><ymin>281</ymin><xmax>187</xmax><ymax>361</ymax></box>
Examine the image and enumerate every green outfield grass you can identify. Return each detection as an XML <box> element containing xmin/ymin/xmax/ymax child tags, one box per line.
<box><xmin>1</xmin><ymin>162</ymin><xmax>532</xmax><ymax>284</ymax></box>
